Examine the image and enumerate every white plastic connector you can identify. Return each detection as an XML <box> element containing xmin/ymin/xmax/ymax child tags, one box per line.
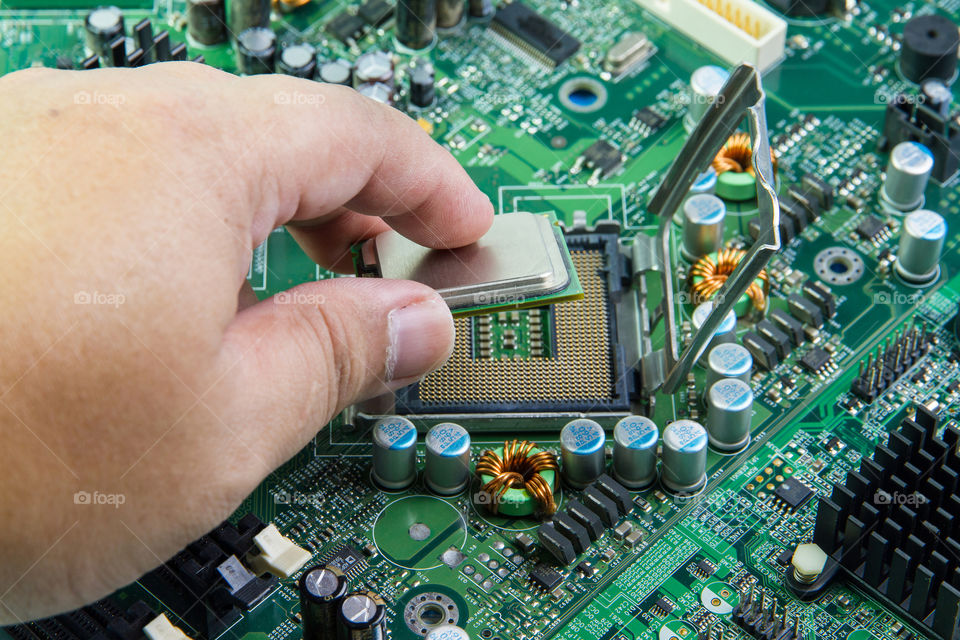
<box><xmin>246</xmin><ymin>523</ymin><xmax>312</xmax><ymax>579</ymax></box>
<box><xmin>634</xmin><ymin>0</ymin><xmax>787</xmax><ymax>72</ymax></box>
<box><xmin>143</xmin><ymin>615</ymin><xmax>191</xmax><ymax>640</ymax></box>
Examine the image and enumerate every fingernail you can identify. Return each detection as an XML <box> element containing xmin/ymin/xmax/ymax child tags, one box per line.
<box><xmin>386</xmin><ymin>297</ymin><xmax>455</xmax><ymax>383</ymax></box>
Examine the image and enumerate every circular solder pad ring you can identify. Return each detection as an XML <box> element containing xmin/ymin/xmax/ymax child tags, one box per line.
<box><xmin>404</xmin><ymin>592</ymin><xmax>460</xmax><ymax>636</ymax></box>
<box><xmin>814</xmin><ymin>247</ymin><xmax>865</xmax><ymax>285</ymax></box>
<box><xmin>558</xmin><ymin>77</ymin><xmax>608</xmax><ymax>113</ymax></box>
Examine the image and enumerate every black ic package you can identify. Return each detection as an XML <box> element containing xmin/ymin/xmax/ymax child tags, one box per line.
<box><xmin>800</xmin><ymin>347</ymin><xmax>831</xmax><ymax>373</ymax></box>
<box><xmin>582</xmin><ymin>140</ymin><xmax>624</xmax><ymax>177</ymax></box>
<box><xmin>774</xmin><ymin>477</ymin><xmax>814</xmax><ymax>508</ymax></box>
<box><xmin>856</xmin><ymin>214</ymin><xmax>887</xmax><ymax>241</ymax></box>
<box><xmin>654</xmin><ymin>596</ymin><xmax>675</xmax><ymax>615</ymax></box>
<box><xmin>530</xmin><ymin>563</ymin><xmax>563</xmax><ymax>590</ymax></box>
<box><xmin>635</xmin><ymin>107</ymin><xmax>667</xmax><ymax>131</ymax></box>
<box><xmin>326</xmin><ymin>12</ymin><xmax>366</xmax><ymax>41</ymax></box>
<box><xmin>323</xmin><ymin>544</ymin><xmax>366</xmax><ymax>578</ymax></box>
<box><xmin>492</xmin><ymin>2</ymin><xmax>581</xmax><ymax>67</ymax></box>
<box><xmin>358</xmin><ymin>0</ymin><xmax>393</xmax><ymax>25</ymax></box>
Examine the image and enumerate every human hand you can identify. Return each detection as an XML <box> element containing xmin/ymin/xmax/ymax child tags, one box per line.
<box><xmin>0</xmin><ymin>62</ymin><xmax>492</xmax><ymax>622</ymax></box>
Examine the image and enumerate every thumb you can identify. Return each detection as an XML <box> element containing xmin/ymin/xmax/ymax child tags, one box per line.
<box><xmin>215</xmin><ymin>278</ymin><xmax>454</xmax><ymax>461</ymax></box>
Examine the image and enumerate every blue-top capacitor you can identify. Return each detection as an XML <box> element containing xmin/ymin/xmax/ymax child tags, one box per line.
<box><xmin>692</xmin><ymin>301</ymin><xmax>737</xmax><ymax>364</ymax></box>
<box><xmin>612</xmin><ymin>416</ymin><xmax>659</xmax><ymax>489</ymax></box>
<box><xmin>682</xmin><ymin>194</ymin><xmax>726</xmax><ymax>259</ymax></box>
<box><xmin>706</xmin><ymin>342</ymin><xmax>753</xmax><ymax>388</ymax></box>
<box><xmin>661</xmin><ymin>420</ymin><xmax>708</xmax><ymax>494</ymax></box>
<box><xmin>706</xmin><ymin>378</ymin><xmax>753</xmax><ymax>452</ymax></box>
<box><xmin>371</xmin><ymin>416</ymin><xmax>418</xmax><ymax>490</ymax></box>
<box><xmin>425</xmin><ymin>423</ymin><xmax>471</xmax><ymax>495</ymax></box>
<box><xmin>560</xmin><ymin>419</ymin><xmax>607</xmax><ymax>489</ymax></box>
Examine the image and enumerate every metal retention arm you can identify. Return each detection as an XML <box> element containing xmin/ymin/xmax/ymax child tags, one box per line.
<box><xmin>647</xmin><ymin>63</ymin><xmax>781</xmax><ymax>394</ymax></box>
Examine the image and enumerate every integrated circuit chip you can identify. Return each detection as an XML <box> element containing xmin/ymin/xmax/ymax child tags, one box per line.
<box><xmin>358</xmin><ymin>0</ymin><xmax>393</xmax><ymax>25</ymax></box>
<box><xmin>581</xmin><ymin>140</ymin><xmax>624</xmax><ymax>177</ymax></box>
<box><xmin>530</xmin><ymin>563</ymin><xmax>563</xmax><ymax>590</ymax></box>
<box><xmin>326</xmin><ymin>12</ymin><xmax>366</xmax><ymax>41</ymax></box>
<box><xmin>491</xmin><ymin>2</ymin><xmax>580</xmax><ymax>67</ymax></box>
<box><xmin>652</xmin><ymin>596</ymin><xmax>675</xmax><ymax>616</ymax></box>
<box><xmin>322</xmin><ymin>544</ymin><xmax>367</xmax><ymax>578</ymax></box>
<box><xmin>354</xmin><ymin>212</ymin><xmax>583</xmax><ymax>317</ymax></box>
<box><xmin>634</xmin><ymin>107</ymin><xmax>667</xmax><ymax>132</ymax></box>
<box><xmin>800</xmin><ymin>346</ymin><xmax>831</xmax><ymax>373</ymax></box>
<box><xmin>774</xmin><ymin>477</ymin><xmax>815</xmax><ymax>508</ymax></box>
<box><xmin>856</xmin><ymin>214</ymin><xmax>887</xmax><ymax>241</ymax></box>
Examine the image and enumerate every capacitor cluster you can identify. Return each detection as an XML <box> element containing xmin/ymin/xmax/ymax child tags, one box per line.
<box><xmin>299</xmin><ymin>565</ymin><xmax>389</xmax><ymax>640</ymax></box>
<box><xmin>370</xmin><ymin>393</ymin><xmax>756</xmax><ymax>512</ymax></box>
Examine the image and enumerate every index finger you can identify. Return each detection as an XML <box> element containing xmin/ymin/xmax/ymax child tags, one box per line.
<box><xmin>232</xmin><ymin>73</ymin><xmax>494</xmax><ymax>251</ymax></box>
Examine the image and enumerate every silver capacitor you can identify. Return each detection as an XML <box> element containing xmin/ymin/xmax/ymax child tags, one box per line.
<box><xmin>706</xmin><ymin>342</ymin><xmax>753</xmax><ymax>388</ymax></box>
<box><xmin>354</xmin><ymin>50</ymin><xmax>394</xmax><ymax>87</ymax></box>
<box><xmin>319</xmin><ymin>59</ymin><xmax>352</xmax><ymax>85</ymax></box>
<box><xmin>881</xmin><ymin>141</ymin><xmax>934</xmax><ymax>211</ymax></box>
<box><xmin>705</xmin><ymin>378</ymin><xmax>753</xmax><ymax>452</ymax></box>
<box><xmin>661</xmin><ymin>420</ymin><xmax>708</xmax><ymax>494</ymax></box>
<box><xmin>84</xmin><ymin>6</ymin><xmax>125</xmax><ymax>59</ymax></box>
<box><xmin>560</xmin><ymin>419</ymin><xmax>607</xmax><ymax>489</ymax></box>
<box><xmin>682</xmin><ymin>194</ymin><xmax>726</xmax><ymax>259</ymax></box>
<box><xmin>371</xmin><ymin>416</ymin><xmax>418</xmax><ymax>490</ymax></box>
<box><xmin>356</xmin><ymin>82</ymin><xmax>393</xmax><ymax>105</ymax></box>
<box><xmin>424</xmin><ymin>423</ymin><xmax>471</xmax><ymax>495</ymax></box>
<box><xmin>612</xmin><ymin>416</ymin><xmax>659</xmax><ymax>489</ymax></box>
<box><xmin>685</xmin><ymin>65</ymin><xmax>730</xmax><ymax>131</ymax></box>
<box><xmin>277</xmin><ymin>43</ymin><xmax>317</xmax><ymax>78</ymax></box>
<box><xmin>426</xmin><ymin>626</ymin><xmax>470</xmax><ymax>640</ymax></box>
<box><xmin>692</xmin><ymin>301</ymin><xmax>737</xmax><ymax>365</ymax></box>
<box><xmin>338</xmin><ymin>592</ymin><xmax>386</xmax><ymax>640</ymax></box>
<box><xmin>895</xmin><ymin>209</ymin><xmax>946</xmax><ymax>284</ymax></box>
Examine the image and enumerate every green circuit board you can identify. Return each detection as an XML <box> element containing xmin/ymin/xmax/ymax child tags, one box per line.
<box><xmin>3</xmin><ymin>0</ymin><xmax>960</xmax><ymax>638</ymax></box>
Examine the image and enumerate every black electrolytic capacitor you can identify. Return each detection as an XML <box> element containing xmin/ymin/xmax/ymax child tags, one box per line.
<box><xmin>395</xmin><ymin>0</ymin><xmax>436</xmax><ymax>49</ymax></box>
<box><xmin>437</xmin><ymin>0</ymin><xmax>464</xmax><ymax>29</ymax></box>
<box><xmin>299</xmin><ymin>566</ymin><xmax>348</xmax><ymax>640</ymax></box>
<box><xmin>230</xmin><ymin>0</ymin><xmax>271</xmax><ymax>37</ymax></box>
<box><xmin>468</xmin><ymin>0</ymin><xmax>493</xmax><ymax>19</ymax></box>
<box><xmin>236</xmin><ymin>27</ymin><xmax>276</xmax><ymax>74</ymax></box>
<box><xmin>408</xmin><ymin>59</ymin><xmax>435</xmax><ymax>107</ymax></box>
<box><xmin>187</xmin><ymin>0</ymin><xmax>227</xmax><ymax>45</ymax></box>
<box><xmin>337</xmin><ymin>591</ymin><xmax>386</xmax><ymax>640</ymax></box>
<box><xmin>277</xmin><ymin>43</ymin><xmax>316</xmax><ymax>78</ymax></box>
<box><xmin>900</xmin><ymin>14</ymin><xmax>960</xmax><ymax>83</ymax></box>
<box><xmin>84</xmin><ymin>6</ymin><xmax>125</xmax><ymax>58</ymax></box>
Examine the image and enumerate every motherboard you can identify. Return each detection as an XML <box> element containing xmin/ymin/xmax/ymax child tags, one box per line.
<box><xmin>2</xmin><ymin>0</ymin><xmax>960</xmax><ymax>638</ymax></box>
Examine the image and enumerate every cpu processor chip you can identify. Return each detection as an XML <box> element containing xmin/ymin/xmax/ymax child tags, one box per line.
<box><xmin>353</xmin><ymin>212</ymin><xmax>583</xmax><ymax>316</ymax></box>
